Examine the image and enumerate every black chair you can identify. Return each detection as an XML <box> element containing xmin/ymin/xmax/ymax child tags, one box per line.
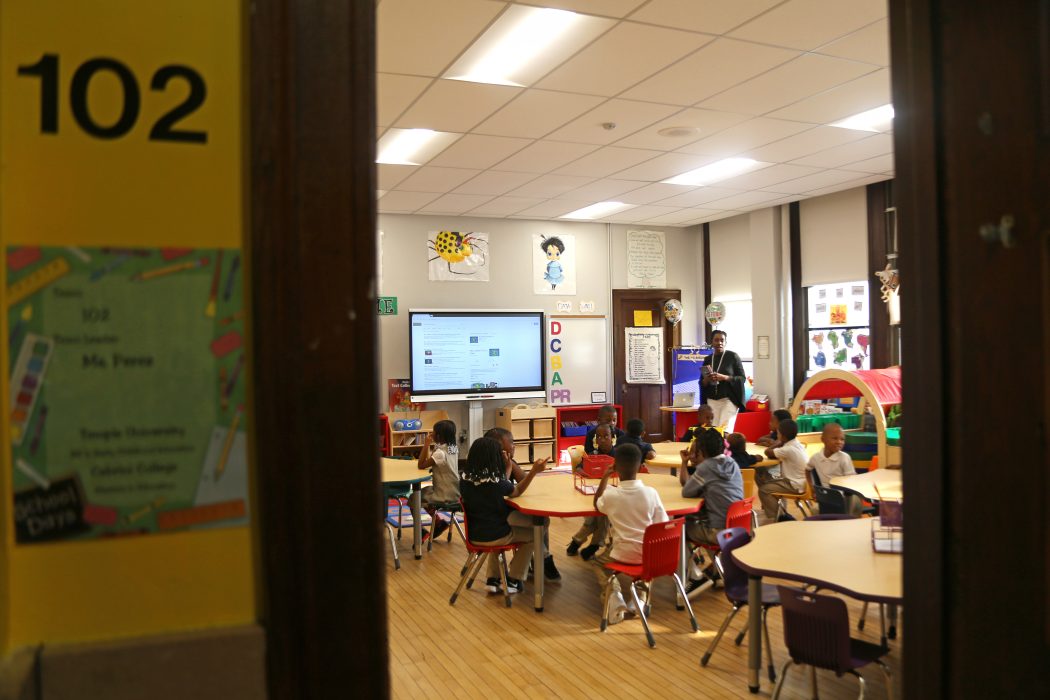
<box><xmin>425</xmin><ymin>500</ymin><xmax>466</xmax><ymax>552</ymax></box>
<box><xmin>813</xmin><ymin>484</ymin><xmax>847</xmax><ymax>514</ymax></box>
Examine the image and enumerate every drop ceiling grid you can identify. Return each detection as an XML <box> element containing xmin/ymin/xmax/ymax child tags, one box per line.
<box><xmin>377</xmin><ymin>0</ymin><xmax>893</xmax><ymax>225</ymax></box>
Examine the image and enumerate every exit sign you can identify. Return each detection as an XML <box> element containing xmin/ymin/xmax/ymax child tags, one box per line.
<box><xmin>377</xmin><ymin>296</ymin><xmax>397</xmax><ymax>315</ymax></box>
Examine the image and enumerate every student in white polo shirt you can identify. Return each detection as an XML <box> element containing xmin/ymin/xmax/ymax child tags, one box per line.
<box><xmin>757</xmin><ymin>418</ymin><xmax>808</xmax><ymax>520</ymax></box>
<box><xmin>591</xmin><ymin>443</ymin><xmax>668</xmax><ymax>625</ymax></box>
<box><xmin>808</xmin><ymin>423</ymin><xmax>862</xmax><ymax>516</ymax></box>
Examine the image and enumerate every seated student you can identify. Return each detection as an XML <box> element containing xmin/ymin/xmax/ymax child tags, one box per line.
<box><xmin>460</xmin><ymin>437</ymin><xmax>549</xmax><ymax>595</ymax></box>
<box><xmin>417</xmin><ymin>419</ymin><xmax>460</xmax><ymax>540</ymax></box>
<box><xmin>808</xmin><ymin>423</ymin><xmax>862</xmax><ymax>516</ymax></box>
<box><xmin>757</xmin><ymin>418</ymin><xmax>808</xmax><ymax>520</ymax></box>
<box><xmin>591</xmin><ymin>443</ymin><xmax>668</xmax><ymax>624</ymax></box>
<box><xmin>726</xmin><ymin>432</ymin><xmax>760</xmax><ymax>470</ymax></box>
<box><xmin>616</xmin><ymin>418</ymin><xmax>657</xmax><ymax>462</ymax></box>
<box><xmin>567</xmin><ymin>424</ymin><xmax>613</xmax><ymax>561</ymax></box>
<box><xmin>756</xmin><ymin>409</ymin><xmax>793</xmax><ymax>447</ymax></box>
<box><xmin>681</xmin><ymin>404</ymin><xmax>716</xmax><ymax>443</ymax></box>
<box><xmin>680</xmin><ymin>428</ymin><xmax>744</xmax><ymax>596</ymax></box>
<box><xmin>484</xmin><ymin>427</ymin><xmax>560</xmax><ymax>581</ymax></box>
<box><xmin>584</xmin><ymin>404</ymin><xmax>625</xmax><ymax>454</ymax></box>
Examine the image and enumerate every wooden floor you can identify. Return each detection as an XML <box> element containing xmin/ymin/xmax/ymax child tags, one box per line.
<box><xmin>386</xmin><ymin>514</ymin><xmax>901</xmax><ymax>699</ymax></box>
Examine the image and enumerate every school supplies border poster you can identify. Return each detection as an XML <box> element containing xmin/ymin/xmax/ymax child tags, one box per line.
<box><xmin>8</xmin><ymin>246</ymin><xmax>248</xmax><ymax>543</ymax></box>
<box><xmin>625</xmin><ymin>327</ymin><xmax>665</xmax><ymax>384</ymax></box>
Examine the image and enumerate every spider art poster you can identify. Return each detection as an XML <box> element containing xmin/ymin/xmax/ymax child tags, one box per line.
<box><xmin>427</xmin><ymin>231</ymin><xmax>489</xmax><ymax>282</ymax></box>
<box><xmin>532</xmin><ymin>233</ymin><xmax>576</xmax><ymax>295</ymax></box>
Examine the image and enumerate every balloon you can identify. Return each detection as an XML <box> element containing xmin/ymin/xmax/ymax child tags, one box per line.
<box><xmin>568</xmin><ymin>445</ymin><xmax>586</xmax><ymax>468</ymax></box>
<box><xmin>705</xmin><ymin>302</ymin><xmax>726</xmax><ymax>325</ymax></box>
<box><xmin>662</xmin><ymin>299</ymin><xmax>683</xmax><ymax>325</ymax></box>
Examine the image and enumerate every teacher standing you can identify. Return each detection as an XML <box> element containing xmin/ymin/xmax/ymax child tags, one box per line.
<box><xmin>702</xmin><ymin>330</ymin><xmax>745</xmax><ymax>431</ymax></box>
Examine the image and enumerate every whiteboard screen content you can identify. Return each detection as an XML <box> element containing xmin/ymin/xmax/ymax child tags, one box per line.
<box><xmin>409</xmin><ymin>310</ymin><xmax>546</xmax><ymax>401</ymax></box>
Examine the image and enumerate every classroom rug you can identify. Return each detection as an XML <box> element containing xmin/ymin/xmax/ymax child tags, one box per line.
<box><xmin>385</xmin><ymin>500</ymin><xmax>463</xmax><ymax>529</ymax></box>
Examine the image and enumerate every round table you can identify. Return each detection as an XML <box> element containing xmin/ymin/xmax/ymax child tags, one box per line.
<box><xmin>381</xmin><ymin>457</ymin><xmax>431</xmax><ymax>560</ymax></box>
<box><xmin>830</xmin><ymin>468</ymin><xmax>903</xmax><ymax>501</ymax></box>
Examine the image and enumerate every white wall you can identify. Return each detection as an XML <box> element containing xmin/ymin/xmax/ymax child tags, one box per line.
<box><xmin>377</xmin><ymin>214</ymin><xmax>700</xmax><ymax>435</ymax></box>
<box><xmin>799</xmin><ymin>187</ymin><xmax>868</xmax><ymax>286</ymax></box>
<box><xmin>708</xmin><ymin>214</ymin><xmax>751</xmax><ymax>301</ymax></box>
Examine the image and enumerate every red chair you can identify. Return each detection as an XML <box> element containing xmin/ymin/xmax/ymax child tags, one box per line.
<box><xmin>599</xmin><ymin>518</ymin><xmax>699</xmax><ymax>647</ymax></box>
<box><xmin>692</xmin><ymin>497</ymin><xmax>757</xmax><ymax>582</ymax></box>
<box><xmin>448</xmin><ymin>500</ymin><xmax>521</xmax><ymax>608</ymax></box>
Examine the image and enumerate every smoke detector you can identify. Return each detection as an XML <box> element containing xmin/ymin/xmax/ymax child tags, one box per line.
<box><xmin>658</xmin><ymin>126</ymin><xmax>700</xmax><ymax>138</ymax></box>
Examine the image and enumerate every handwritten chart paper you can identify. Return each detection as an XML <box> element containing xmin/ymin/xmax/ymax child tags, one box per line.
<box><xmin>626</xmin><ymin>230</ymin><xmax>666</xmax><ymax>288</ymax></box>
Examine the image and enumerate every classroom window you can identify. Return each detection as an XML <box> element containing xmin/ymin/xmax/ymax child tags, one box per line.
<box><xmin>805</xmin><ymin>281</ymin><xmax>870</xmax><ymax>375</ymax></box>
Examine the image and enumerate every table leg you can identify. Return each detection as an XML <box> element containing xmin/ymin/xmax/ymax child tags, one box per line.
<box><xmin>411</xmin><ymin>485</ymin><xmax>422</xmax><ymax>560</ymax></box>
<box><xmin>888</xmin><ymin>603</ymin><xmax>898</xmax><ymax>640</ymax></box>
<box><xmin>676</xmin><ymin>523</ymin><xmax>687</xmax><ymax>610</ymax></box>
<box><xmin>532</xmin><ymin>515</ymin><xmax>545</xmax><ymax>612</ymax></box>
<box><xmin>747</xmin><ymin>575</ymin><xmax>762</xmax><ymax>693</ymax></box>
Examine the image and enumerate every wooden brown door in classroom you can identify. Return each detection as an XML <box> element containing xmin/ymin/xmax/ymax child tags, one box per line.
<box><xmin>612</xmin><ymin>289</ymin><xmax>680</xmax><ymax>443</ymax></box>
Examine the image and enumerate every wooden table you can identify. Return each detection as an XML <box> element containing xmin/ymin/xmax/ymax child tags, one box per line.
<box><xmin>647</xmin><ymin>441</ymin><xmax>780</xmax><ymax>472</ymax></box>
<box><xmin>508</xmin><ymin>472</ymin><xmax>702</xmax><ymax>612</ymax></box>
<box><xmin>732</xmin><ymin>518</ymin><xmax>903</xmax><ymax>693</ymax></box>
<box><xmin>830</xmin><ymin>469</ymin><xmax>903</xmax><ymax>501</ymax></box>
<box><xmin>381</xmin><ymin>457</ymin><xmax>432</xmax><ymax>560</ymax></box>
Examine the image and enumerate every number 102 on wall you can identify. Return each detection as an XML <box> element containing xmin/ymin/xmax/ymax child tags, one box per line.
<box><xmin>16</xmin><ymin>53</ymin><xmax>207</xmax><ymax>143</ymax></box>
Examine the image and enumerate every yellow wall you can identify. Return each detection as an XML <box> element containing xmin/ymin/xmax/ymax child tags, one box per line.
<box><xmin>0</xmin><ymin>0</ymin><xmax>253</xmax><ymax>650</ymax></box>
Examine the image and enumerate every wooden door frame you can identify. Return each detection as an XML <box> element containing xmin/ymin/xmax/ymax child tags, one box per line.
<box><xmin>250</xmin><ymin>1</ymin><xmax>388</xmax><ymax>697</ymax></box>
<box><xmin>611</xmin><ymin>288</ymin><xmax>681</xmax><ymax>440</ymax></box>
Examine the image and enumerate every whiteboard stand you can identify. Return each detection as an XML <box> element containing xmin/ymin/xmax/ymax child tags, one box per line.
<box><xmin>467</xmin><ymin>399</ymin><xmax>485</xmax><ymax>447</ymax></box>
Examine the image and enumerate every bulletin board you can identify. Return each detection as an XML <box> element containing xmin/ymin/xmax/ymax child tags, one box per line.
<box><xmin>547</xmin><ymin>315</ymin><xmax>608</xmax><ymax>406</ymax></box>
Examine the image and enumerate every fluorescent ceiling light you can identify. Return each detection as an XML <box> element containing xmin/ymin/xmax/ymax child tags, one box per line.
<box><xmin>445</xmin><ymin>6</ymin><xmax>613</xmax><ymax>87</ymax></box>
<box><xmin>376</xmin><ymin>128</ymin><xmax>459</xmax><ymax>165</ymax></box>
<box><xmin>560</xmin><ymin>201</ymin><xmax>633</xmax><ymax>220</ymax></box>
<box><xmin>830</xmin><ymin>104</ymin><xmax>894</xmax><ymax>132</ymax></box>
<box><xmin>662</xmin><ymin>158</ymin><xmax>770</xmax><ymax>186</ymax></box>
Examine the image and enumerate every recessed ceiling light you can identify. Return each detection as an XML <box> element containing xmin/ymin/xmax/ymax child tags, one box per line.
<box><xmin>662</xmin><ymin>158</ymin><xmax>770</xmax><ymax>186</ymax></box>
<box><xmin>658</xmin><ymin>126</ymin><xmax>700</xmax><ymax>138</ymax></box>
<box><xmin>830</xmin><ymin>104</ymin><xmax>894</xmax><ymax>132</ymax></box>
<box><xmin>444</xmin><ymin>6</ymin><xmax>613</xmax><ymax>87</ymax></box>
<box><xmin>560</xmin><ymin>201</ymin><xmax>633</xmax><ymax>220</ymax></box>
<box><xmin>376</xmin><ymin>128</ymin><xmax>460</xmax><ymax>165</ymax></box>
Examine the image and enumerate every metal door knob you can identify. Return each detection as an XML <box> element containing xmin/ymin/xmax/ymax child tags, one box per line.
<box><xmin>978</xmin><ymin>214</ymin><xmax>1016</xmax><ymax>248</ymax></box>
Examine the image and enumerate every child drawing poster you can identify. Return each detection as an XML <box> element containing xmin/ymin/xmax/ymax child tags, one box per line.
<box><xmin>427</xmin><ymin>231</ymin><xmax>489</xmax><ymax>282</ymax></box>
<box><xmin>533</xmin><ymin>233</ymin><xmax>576</xmax><ymax>295</ymax></box>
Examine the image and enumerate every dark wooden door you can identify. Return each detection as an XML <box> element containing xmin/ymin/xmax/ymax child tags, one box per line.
<box><xmin>612</xmin><ymin>289</ymin><xmax>680</xmax><ymax>443</ymax></box>
<box><xmin>892</xmin><ymin>0</ymin><xmax>1049</xmax><ymax>696</ymax></box>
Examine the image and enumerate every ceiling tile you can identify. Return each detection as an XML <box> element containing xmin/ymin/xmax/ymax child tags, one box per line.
<box><xmin>495</xmin><ymin>140</ymin><xmax>600</xmax><ymax>173</ymax></box>
<box><xmin>536</xmin><ymin>22</ymin><xmax>713</xmax><ymax>97</ymax></box>
<box><xmin>395</xmin><ymin>81</ymin><xmax>522</xmax><ymax>132</ymax></box>
<box><xmin>554</xmin><ymin>146</ymin><xmax>663</xmax><ymax>178</ymax></box>
<box><xmin>804</xmin><ymin>174</ymin><xmax>888</xmax><ymax>197</ymax></box>
<box><xmin>713</xmin><ymin>163</ymin><xmax>822</xmax><ymax>190</ymax></box>
<box><xmin>511</xmin><ymin>199</ymin><xmax>594</xmax><ymax>218</ymax></box>
<box><xmin>621</xmin><ymin>38</ymin><xmax>799</xmax><ymax>106</ymax></box>
<box><xmin>556</xmin><ymin>178</ymin><xmax>653</xmax><ymax>201</ymax></box>
<box><xmin>747</xmin><ymin>126</ymin><xmax>872</xmax><ymax>163</ymax></box>
<box><xmin>427</xmin><ymin>134</ymin><xmax>533</xmax><ymax>169</ymax></box>
<box><xmin>377</xmin><ymin>73</ymin><xmax>432</xmax><ymax>127</ymax></box>
<box><xmin>791</xmin><ymin>133</ymin><xmax>892</xmax><ymax>168</ymax></box>
<box><xmin>378</xmin><ymin>0</ymin><xmax>505</xmax><ymax>76</ymax></box>
<box><xmin>768</xmin><ymin>69</ymin><xmax>891</xmax><ymax>124</ymax></box>
<box><xmin>612</xmin><ymin>108</ymin><xmax>751</xmax><ymax>151</ymax></box>
<box><xmin>655</xmin><ymin>186</ymin><xmax>746</xmax><ymax>208</ymax></box>
<box><xmin>628</xmin><ymin>0</ymin><xmax>782</xmax><ymax>35</ymax></box>
<box><xmin>763</xmin><ymin>168</ymin><xmax>868</xmax><ymax>194</ymax></box>
<box><xmin>466</xmin><ymin>196</ymin><xmax>546</xmax><ymax>216</ymax></box>
<box><xmin>396</xmin><ymin>166</ymin><xmax>481</xmax><ymax>193</ymax></box>
<box><xmin>699</xmin><ymin>53</ymin><xmax>877</xmax><ymax>116</ymax></box>
<box><xmin>600</xmin><ymin>205</ymin><xmax>682</xmax><ymax>223</ymax></box>
<box><xmin>378</xmin><ymin>190</ymin><xmax>442</xmax><ymax>212</ymax></box>
<box><xmin>507</xmin><ymin>174</ymin><xmax>597</xmax><ymax>198</ymax></box>
<box><xmin>815</xmin><ymin>19</ymin><xmax>889</xmax><ymax>66</ymax></box>
<box><xmin>728</xmin><ymin>0</ymin><xmax>887</xmax><ymax>51</ymax></box>
<box><xmin>840</xmin><ymin>153</ymin><xmax>895</xmax><ymax>173</ymax></box>
<box><xmin>548</xmin><ymin>99</ymin><xmax>682</xmax><ymax>146</ymax></box>
<box><xmin>694</xmin><ymin>210</ymin><xmax>747</xmax><ymax>224</ymax></box>
<box><xmin>453</xmin><ymin>170</ymin><xmax>538</xmax><ymax>196</ymax></box>
<box><xmin>616</xmin><ymin>182</ymin><xmax>695</xmax><ymax>204</ymax></box>
<box><xmin>700</xmin><ymin>189</ymin><xmax>790</xmax><ymax>210</ymax></box>
<box><xmin>515</xmin><ymin>0</ymin><xmax>648</xmax><ymax>17</ymax></box>
<box><xmin>678</xmin><ymin>117</ymin><xmax>812</xmax><ymax>157</ymax></box>
<box><xmin>416</xmin><ymin>193</ymin><xmax>496</xmax><ymax>215</ymax></box>
<box><xmin>378</xmin><ymin>164</ymin><xmax>418</xmax><ymax>190</ymax></box>
<box><xmin>473</xmin><ymin>90</ymin><xmax>606</xmax><ymax>139</ymax></box>
<box><xmin>635</xmin><ymin>208</ymin><xmax>719</xmax><ymax>225</ymax></box>
<box><xmin>610</xmin><ymin>152</ymin><xmax>717</xmax><ymax>182</ymax></box>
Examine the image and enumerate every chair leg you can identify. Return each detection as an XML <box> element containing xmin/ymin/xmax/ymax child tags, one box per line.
<box><xmin>629</xmin><ymin>583</ymin><xmax>655</xmax><ymax>648</ymax></box>
<box><xmin>849</xmin><ymin>669</ymin><xmax>866</xmax><ymax>699</ymax></box>
<box><xmin>426</xmin><ymin>509</ymin><xmax>434</xmax><ymax>553</ymax></box>
<box><xmin>600</xmin><ymin>575</ymin><xmax>615</xmax><ymax>632</ymax></box>
<box><xmin>386</xmin><ymin>523</ymin><xmax>400</xmax><ymax>571</ymax></box>
<box><xmin>762</xmin><ymin>607</ymin><xmax>777</xmax><ymax>682</ymax></box>
<box><xmin>498</xmin><ymin>552</ymin><xmax>513</xmax><ymax>608</ymax></box>
<box><xmin>876</xmin><ymin>661</ymin><xmax>894</xmax><ymax>700</ymax></box>
<box><xmin>810</xmin><ymin>665</ymin><xmax>819</xmax><ymax>698</ymax></box>
<box><xmin>671</xmin><ymin>574</ymin><xmax>699</xmax><ymax>633</ymax></box>
<box><xmin>734</xmin><ymin>622</ymin><xmax>748</xmax><ymax>646</ymax></box>
<box><xmin>880</xmin><ymin>603</ymin><xmax>888</xmax><ymax>647</ymax></box>
<box><xmin>396</xmin><ymin>497</ymin><xmax>405</xmax><ymax>539</ymax></box>
<box><xmin>859</xmin><ymin>601</ymin><xmax>869</xmax><ymax>630</ymax></box>
<box><xmin>450</xmin><ymin>552</ymin><xmax>480</xmax><ymax>605</ymax></box>
<box><xmin>888</xmin><ymin>603</ymin><xmax>898</xmax><ymax>640</ymax></box>
<box><xmin>701</xmin><ymin>605</ymin><xmax>741</xmax><ymax>666</ymax></box>
<box><xmin>450</xmin><ymin>515</ymin><xmax>465</xmax><ymax>544</ymax></box>
<box><xmin>465</xmin><ymin>552</ymin><xmax>487</xmax><ymax>589</ymax></box>
<box><xmin>770</xmin><ymin>660</ymin><xmax>793</xmax><ymax>700</ymax></box>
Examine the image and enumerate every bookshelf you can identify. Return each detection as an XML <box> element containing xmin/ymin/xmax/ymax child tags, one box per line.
<box><xmin>385</xmin><ymin>409</ymin><xmax>449</xmax><ymax>458</ymax></box>
<box><xmin>495</xmin><ymin>405</ymin><xmax>557</xmax><ymax>464</ymax></box>
<box><xmin>555</xmin><ymin>403</ymin><xmax>623</xmax><ymax>456</ymax></box>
